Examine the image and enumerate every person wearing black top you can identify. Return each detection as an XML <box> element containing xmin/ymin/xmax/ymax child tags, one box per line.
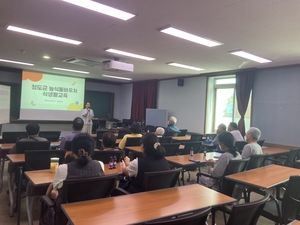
<box><xmin>121</xmin><ymin>133</ymin><xmax>170</xmax><ymax>193</ymax></box>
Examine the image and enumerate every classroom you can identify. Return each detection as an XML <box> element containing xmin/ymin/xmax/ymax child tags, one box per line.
<box><xmin>0</xmin><ymin>1</ymin><xmax>300</xmax><ymax>225</ymax></box>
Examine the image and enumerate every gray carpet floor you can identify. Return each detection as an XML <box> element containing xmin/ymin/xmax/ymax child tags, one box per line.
<box><xmin>0</xmin><ymin>163</ymin><xmax>275</xmax><ymax>225</ymax></box>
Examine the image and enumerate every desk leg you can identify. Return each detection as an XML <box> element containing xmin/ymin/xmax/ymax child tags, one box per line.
<box><xmin>7</xmin><ymin>172</ymin><xmax>15</xmax><ymax>217</ymax></box>
<box><xmin>16</xmin><ymin>166</ymin><xmax>23</xmax><ymax>225</ymax></box>
<box><xmin>0</xmin><ymin>158</ymin><xmax>5</xmax><ymax>193</ymax></box>
<box><xmin>181</xmin><ymin>170</ymin><xmax>185</xmax><ymax>185</ymax></box>
<box><xmin>26</xmin><ymin>195</ymin><xmax>35</xmax><ymax>225</ymax></box>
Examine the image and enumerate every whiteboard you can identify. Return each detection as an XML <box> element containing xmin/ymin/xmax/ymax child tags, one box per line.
<box><xmin>146</xmin><ymin>109</ymin><xmax>168</xmax><ymax>127</ymax></box>
<box><xmin>0</xmin><ymin>85</ymin><xmax>10</xmax><ymax>124</ymax></box>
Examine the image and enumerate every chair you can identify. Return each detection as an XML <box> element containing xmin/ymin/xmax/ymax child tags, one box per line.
<box><xmin>246</xmin><ymin>154</ymin><xmax>267</xmax><ymax>171</ymax></box>
<box><xmin>190</xmin><ymin>133</ymin><xmax>203</xmax><ymax>142</ymax></box>
<box><xmin>242</xmin><ymin>154</ymin><xmax>267</xmax><ymax>202</ymax></box>
<box><xmin>125</xmin><ymin>137</ymin><xmax>142</xmax><ymax>159</ymax></box>
<box><xmin>257</xmin><ymin>139</ymin><xmax>265</xmax><ymax>147</ymax></box>
<box><xmin>158</xmin><ymin>137</ymin><xmax>172</xmax><ymax>143</ymax></box>
<box><xmin>261</xmin><ymin>176</ymin><xmax>300</xmax><ymax>225</ymax></box>
<box><xmin>2</xmin><ymin>131</ymin><xmax>27</xmax><ymax>143</ymax></box>
<box><xmin>25</xmin><ymin>150</ymin><xmax>66</xmax><ymax>225</ymax></box>
<box><xmin>145</xmin><ymin>125</ymin><xmax>155</xmax><ymax>133</ymax></box>
<box><xmin>112</xmin><ymin>168</ymin><xmax>182</xmax><ymax>196</ymax></box>
<box><xmin>96</xmin><ymin>130</ymin><xmax>110</xmax><ymax>149</ymax></box>
<box><xmin>16</xmin><ymin>141</ymin><xmax>51</xmax><ymax>153</ymax></box>
<box><xmin>212</xmin><ymin>193</ymin><xmax>270</xmax><ymax>225</ymax></box>
<box><xmin>25</xmin><ymin>150</ymin><xmax>66</xmax><ymax>171</ymax></box>
<box><xmin>235</xmin><ymin>141</ymin><xmax>247</xmax><ymax>153</ymax></box>
<box><xmin>160</xmin><ymin>143</ymin><xmax>180</xmax><ymax>156</ymax></box>
<box><xmin>117</xmin><ymin>129</ymin><xmax>131</xmax><ymax>139</ymax></box>
<box><xmin>91</xmin><ymin>150</ymin><xmax>123</xmax><ymax>164</ymax></box>
<box><xmin>39</xmin><ymin>131</ymin><xmax>61</xmax><ymax>142</ymax></box>
<box><xmin>63</xmin><ymin>141</ymin><xmax>72</xmax><ymax>150</ymax></box>
<box><xmin>178</xmin><ymin>129</ymin><xmax>188</xmax><ymax>136</ymax></box>
<box><xmin>144</xmin><ymin>207</ymin><xmax>211</xmax><ymax>225</ymax></box>
<box><xmin>125</xmin><ymin>137</ymin><xmax>142</xmax><ymax>146</ymax></box>
<box><xmin>40</xmin><ymin>174</ymin><xmax>118</xmax><ymax>225</ymax></box>
<box><xmin>166</xmin><ymin>131</ymin><xmax>180</xmax><ymax>137</ymax></box>
<box><xmin>197</xmin><ymin>159</ymin><xmax>249</xmax><ymax>197</ymax></box>
<box><xmin>269</xmin><ymin>148</ymin><xmax>300</xmax><ymax>167</ymax></box>
<box><xmin>143</xmin><ymin>168</ymin><xmax>182</xmax><ymax>191</ymax></box>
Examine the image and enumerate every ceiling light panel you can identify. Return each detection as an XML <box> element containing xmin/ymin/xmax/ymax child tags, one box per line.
<box><xmin>0</xmin><ymin>58</ymin><xmax>34</xmax><ymax>66</ymax></box>
<box><xmin>229</xmin><ymin>50</ymin><xmax>272</xmax><ymax>63</ymax></box>
<box><xmin>63</xmin><ymin>0</ymin><xmax>135</xmax><ymax>21</ymax></box>
<box><xmin>167</xmin><ymin>62</ymin><xmax>204</xmax><ymax>71</ymax></box>
<box><xmin>53</xmin><ymin>67</ymin><xmax>89</xmax><ymax>74</ymax></box>
<box><xmin>159</xmin><ymin>26</ymin><xmax>223</xmax><ymax>47</ymax></box>
<box><xmin>102</xmin><ymin>75</ymin><xmax>132</xmax><ymax>80</ymax></box>
<box><xmin>105</xmin><ymin>48</ymin><xmax>155</xmax><ymax>61</ymax></box>
<box><xmin>7</xmin><ymin>25</ymin><xmax>82</xmax><ymax>45</ymax></box>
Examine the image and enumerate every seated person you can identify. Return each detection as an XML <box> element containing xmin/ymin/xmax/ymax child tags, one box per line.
<box><xmin>42</xmin><ymin>133</ymin><xmax>104</xmax><ymax>225</ymax></box>
<box><xmin>8</xmin><ymin>123</ymin><xmax>48</xmax><ymax>173</ymax></box>
<box><xmin>155</xmin><ymin>127</ymin><xmax>165</xmax><ymax>137</ymax></box>
<box><xmin>228</xmin><ymin>122</ymin><xmax>244</xmax><ymax>144</ymax></box>
<box><xmin>164</xmin><ymin>116</ymin><xmax>179</xmax><ymax>135</ymax></box>
<box><xmin>102</xmin><ymin>132</ymin><xmax>119</xmax><ymax>150</ymax></box>
<box><xmin>46</xmin><ymin>133</ymin><xmax>104</xmax><ymax>199</ymax></box>
<box><xmin>212</xmin><ymin>123</ymin><xmax>226</xmax><ymax>146</ymax></box>
<box><xmin>59</xmin><ymin>117</ymin><xmax>83</xmax><ymax>150</ymax></box>
<box><xmin>118</xmin><ymin>122</ymin><xmax>142</xmax><ymax>150</ymax></box>
<box><xmin>241</xmin><ymin>127</ymin><xmax>263</xmax><ymax>159</ymax></box>
<box><xmin>121</xmin><ymin>133</ymin><xmax>170</xmax><ymax>193</ymax></box>
<box><xmin>198</xmin><ymin>131</ymin><xmax>241</xmax><ymax>190</ymax></box>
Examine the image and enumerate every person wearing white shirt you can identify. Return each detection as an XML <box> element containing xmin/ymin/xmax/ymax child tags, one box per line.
<box><xmin>81</xmin><ymin>102</ymin><xmax>94</xmax><ymax>135</ymax></box>
<box><xmin>228</xmin><ymin>122</ymin><xmax>244</xmax><ymax>144</ymax></box>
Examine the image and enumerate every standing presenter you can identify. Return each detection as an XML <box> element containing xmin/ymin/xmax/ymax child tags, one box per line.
<box><xmin>81</xmin><ymin>102</ymin><xmax>94</xmax><ymax>135</ymax></box>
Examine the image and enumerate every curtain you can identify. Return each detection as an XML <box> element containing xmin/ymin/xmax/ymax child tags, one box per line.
<box><xmin>131</xmin><ymin>80</ymin><xmax>157</xmax><ymax>121</ymax></box>
<box><xmin>235</xmin><ymin>70</ymin><xmax>254</xmax><ymax>136</ymax></box>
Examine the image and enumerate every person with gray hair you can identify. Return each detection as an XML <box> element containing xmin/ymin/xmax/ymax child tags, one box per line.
<box><xmin>165</xmin><ymin>116</ymin><xmax>179</xmax><ymax>134</ymax></box>
<box><xmin>241</xmin><ymin>127</ymin><xmax>262</xmax><ymax>159</ymax></box>
<box><xmin>155</xmin><ymin>127</ymin><xmax>165</xmax><ymax>137</ymax></box>
<box><xmin>212</xmin><ymin>123</ymin><xmax>227</xmax><ymax>146</ymax></box>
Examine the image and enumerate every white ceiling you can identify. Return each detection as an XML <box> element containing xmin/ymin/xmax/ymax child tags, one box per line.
<box><xmin>0</xmin><ymin>0</ymin><xmax>300</xmax><ymax>83</ymax></box>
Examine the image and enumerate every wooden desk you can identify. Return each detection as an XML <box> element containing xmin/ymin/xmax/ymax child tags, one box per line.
<box><xmin>172</xmin><ymin>135</ymin><xmax>191</xmax><ymax>141</ymax></box>
<box><xmin>126</xmin><ymin>144</ymin><xmax>185</xmax><ymax>154</ymax></box>
<box><xmin>262</xmin><ymin>147</ymin><xmax>290</xmax><ymax>156</ymax></box>
<box><xmin>62</xmin><ymin>184</ymin><xmax>235</xmax><ymax>225</ymax></box>
<box><xmin>166</xmin><ymin>152</ymin><xmax>222</xmax><ymax>166</ymax></box>
<box><xmin>226</xmin><ymin>164</ymin><xmax>300</xmax><ymax>190</ymax></box>
<box><xmin>166</xmin><ymin>152</ymin><xmax>222</xmax><ymax>185</ymax></box>
<box><xmin>25</xmin><ymin>164</ymin><xmax>122</xmax><ymax>187</ymax></box>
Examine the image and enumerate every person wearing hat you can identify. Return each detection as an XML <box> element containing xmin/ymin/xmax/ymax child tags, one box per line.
<box><xmin>118</xmin><ymin>122</ymin><xmax>143</xmax><ymax>150</ymax></box>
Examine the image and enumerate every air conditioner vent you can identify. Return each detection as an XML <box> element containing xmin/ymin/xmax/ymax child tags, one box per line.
<box><xmin>63</xmin><ymin>57</ymin><xmax>102</xmax><ymax>67</ymax></box>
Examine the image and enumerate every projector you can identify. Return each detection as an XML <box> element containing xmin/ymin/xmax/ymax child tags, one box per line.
<box><xmin>102</xmin><ymin>60</ymin><xmax>134</xmax><ymax>72</ymax></box>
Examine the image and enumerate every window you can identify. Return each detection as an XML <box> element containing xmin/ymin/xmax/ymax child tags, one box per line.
<box><xmin>205</xmin><ymin>76</ymin><xmax>251</xmax><ymax>133</ymax></box>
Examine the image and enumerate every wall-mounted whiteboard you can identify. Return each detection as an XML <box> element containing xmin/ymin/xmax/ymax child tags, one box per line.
<box><xmin>0</xmin><ymin>84</ymin><xmax>10</xmax><ymax>124</ymax></box>
<box><xmin>146</xmin><ymin>109</ymin><xmax>168</xmax><ymax>127</ymax></box>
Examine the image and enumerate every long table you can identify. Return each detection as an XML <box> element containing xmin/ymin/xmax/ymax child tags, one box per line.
<box><xmin>23</xmin><ymin>164</ymin><xmax>123</xmax><ymax>225</ymax></box>
<box><xmin>166</xmin><ymin>152</ymin><xmax>222</xmax><ymax>185</ymax></box>
<box><xmin>62</xmin><ymin>184</ymin><xmax>235</xmax><ymax>225</ymax></box>
<box><xmin>226</xmin><ymin>164</ymin><xmax>300</xmax><ymax>190</ymax></box>
<box><xmin>262</xmin><ymin>147</ymin><xmax>290</xmax><ymax>156</ymax></box>
<box><xmin>226</xmin><ymin>164</ymin><xmax>300</xmax><ymax>222</ymax></box>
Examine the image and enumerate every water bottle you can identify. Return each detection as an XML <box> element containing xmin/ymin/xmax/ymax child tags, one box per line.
<box><xmin>204</xmin><ymin>147</ymin><xmax>207</xmax><ymax>156</ymax></box>
<box><xmin>190</xmin><ymin>147</ymin><xmax>194</xmax><ymax>157</ymax></box>
<box><xmin>113</xmin><ymin>156</ymin><xmax>117</xmax><ymax>168</ymax></box>
<box><xmin>109</xmin><ymin>156</ymin><xmax>114</xmax><ymax>169</ymax></box>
